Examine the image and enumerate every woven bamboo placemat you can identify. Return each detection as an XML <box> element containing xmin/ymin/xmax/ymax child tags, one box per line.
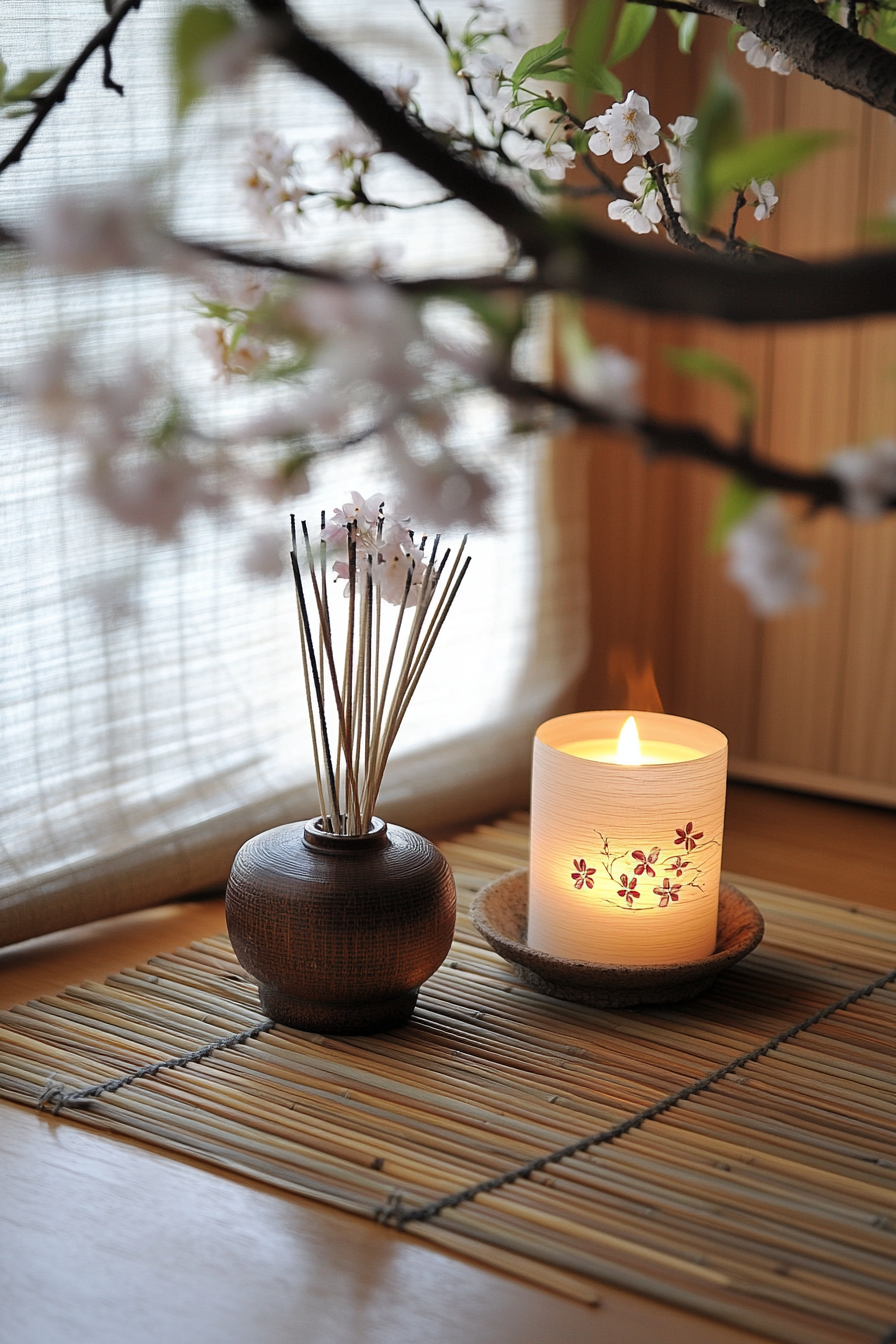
<box><xmin>1</xmin><ymin>813</ymin><xmax>895</xmax><ymax>1344</ymax></box>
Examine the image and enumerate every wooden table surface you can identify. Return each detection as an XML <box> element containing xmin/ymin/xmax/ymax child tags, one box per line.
<box><xmin>2</xmin><ymin>782</ymin><xmax>895</xmax><ymax>1344</ymax></box>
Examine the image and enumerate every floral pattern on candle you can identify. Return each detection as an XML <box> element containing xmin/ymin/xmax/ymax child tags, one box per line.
<box><xmin>570</xmin><ymin>821</ymin><xmax>719</xmax><ymax>911</ymax></box>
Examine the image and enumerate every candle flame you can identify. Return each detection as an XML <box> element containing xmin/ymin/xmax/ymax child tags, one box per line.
<box><xmin>615</xmin><ymin>715</ymin><xmax>642</xmax><ymax>765</ymax></box>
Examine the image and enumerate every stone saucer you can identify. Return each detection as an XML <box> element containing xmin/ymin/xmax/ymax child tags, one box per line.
<box><xmin>469</xmin><ymin>869</ymin><xmax>764</xmax><ymax>1009</ymax></box>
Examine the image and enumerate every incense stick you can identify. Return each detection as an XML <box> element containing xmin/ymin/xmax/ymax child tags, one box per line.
<box><xmin>288</xmin><ymin>495</ymin><xmax>471</xmax><ymax>835</ymax></box>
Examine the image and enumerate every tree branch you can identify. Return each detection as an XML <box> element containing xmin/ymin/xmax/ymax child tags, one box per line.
<box><xmin>242</xmin><ymin>0</ymin><xmax>896</xmax><ymax>325</ymax></box>
<box><xmin>0</xmin><ymin>0</ymin><xmax>142</xmax><ymax>178</ymax></box>
<box><xmin>688</xmin><ymin>0</ymin><xmax>896</xmax><ymax>116</ymax></box>
<box><xmin>501</xmin><ymin>376</ymin><xmax>877</xmax><ymax>512</ymax></box>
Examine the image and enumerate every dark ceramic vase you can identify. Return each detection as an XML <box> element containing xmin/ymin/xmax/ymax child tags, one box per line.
<box><xmin>225</xmin><ymin>817</ymin><xmax>455</xmax><ymax>1034</ymax></box>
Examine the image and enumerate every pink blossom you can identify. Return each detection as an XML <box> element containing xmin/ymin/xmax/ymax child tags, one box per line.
<box><xmin>29</xmin><ymin>190</ymin><xmax>185</xmax><ymax>275</ymax></box>
<box><xmin>84</xmin><ymin>456</ymin><xmax>219</xmax><ymax>541</ymax></box>
<box><xmin>194</xmin><ymin>322</ymin><xmax>269</xmax><ymax>381</ymax></box>
<box><xmin>241</xmin><ymin>529</ymin><xmax>285</xmax><ymax>578</ymax></box>
<box><xmin>18</xmin><ymin>344</ymin><xmax>81</xmax><ymax>431</ymax></box>
<box><xmin>197</xmin><ymin>23</ymin><xmax>269</xmax><ymax>87</ymax></box>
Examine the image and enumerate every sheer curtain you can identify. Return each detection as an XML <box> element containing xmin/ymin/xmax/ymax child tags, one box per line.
<box><xmin>0</xmin><ymin>0</ymin><xmax>587</xmax><ymax>948</ymax></box>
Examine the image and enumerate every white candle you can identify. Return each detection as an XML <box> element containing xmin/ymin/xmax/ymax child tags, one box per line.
<box><xmin>528</xmin><ymin>710</ymin><xmax>728</xmax><ymax>967</ymax></box>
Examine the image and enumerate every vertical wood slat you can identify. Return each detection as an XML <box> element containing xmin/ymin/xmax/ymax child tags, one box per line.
<box><xmin>573</xmin><ymin>13</ymin><xmax>896</xmax><ymax>801</ymax></box>
<box><xmin>835</xmin><ymin>108</ymin><xmax>896</xmax><ymax>787</ymax></box>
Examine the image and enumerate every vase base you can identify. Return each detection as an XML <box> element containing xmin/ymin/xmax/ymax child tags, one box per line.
<box><xmin>258</xmin><ymin>985</ymin><xmax>419</xmax><ymax>1035</ymax></box>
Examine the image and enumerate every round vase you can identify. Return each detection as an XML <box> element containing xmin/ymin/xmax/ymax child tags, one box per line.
<box><xmin>225</xmin><ymin>817</ymin><xmax>455</xmax><ymax>1034</ymax></box>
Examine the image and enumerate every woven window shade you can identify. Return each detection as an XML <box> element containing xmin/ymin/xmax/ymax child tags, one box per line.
<box><xmin>0</xmin><ymin>0</ymin><xmax>585</xmax><ymax>949</ymax></box>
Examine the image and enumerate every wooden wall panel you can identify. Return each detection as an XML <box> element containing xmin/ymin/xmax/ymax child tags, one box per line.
<box><xmin>834</xmin><ymin>104</ymin><xmax>896</xmax><ymax>787</ymax></box>
<box><xmin>752</xmin><ymin>74</ymin><xmax>866</xmax><ymax>772</ymax></box>
<box><xmin>571</xmin><ymin>11</ymin><xmax>896</xmax><ymax>803</ymax></box>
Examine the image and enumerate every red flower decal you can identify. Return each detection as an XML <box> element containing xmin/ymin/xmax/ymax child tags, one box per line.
<box><xmin>653</xmin><ymin>877</ymin><xmax>681</xmax><ymax>907</ymax></box>
<box><xmin>617</xmin><ymin>873</ymin><xmax>639</xmax><ymax>906</ymax></box>
<box><xmin>674</xmin><ymin>821</ymin><xmax>704</xmax><ymax>852</ymax></box>
<box><xmin>631</xmin><ymin>845</ymin><xmax>660</xmax><ymax>877</ymax></box>
<box><xmin>571</xmin><ymin>858</ymin><xmax>595</xmax><ymax>890</ymax></box>
<box><xmin>666</xmin><ymin>855</ymin><xmax>689</xmax><ymax>877</ymax></box>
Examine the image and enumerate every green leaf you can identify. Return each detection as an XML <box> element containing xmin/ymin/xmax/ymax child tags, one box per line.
<box><xmin>708</xmin><ymin>476</ymin><xmax>764</xmax><ymax>551</ymax></box>
<box><xmin>171</xmin><ymin>3</ymin><xmax>238</xmax><ymax>119</ymax></box>
<box><xmin>726</xmin><ymin>22</ymin><xmax>745</xmax><ymax>52</ymax></box>
<box><xmin>0</xmin><ymin>59</ymin><xmax>8</xmax><ymax>95</ymax></box>
<box><xmin>149</xmin><ymin>398</ymin><xmax>184</xmax><ymax>451</ymax></box>
<box><xmin>578</xmin><ymin>64</ymin><xmax>623</xmax><ymax>98</ymax></box>
<box><xmin>680</xmin><ymin>67</ymin><xmax>743</xmax><ymax>232</ymax></box>
<box><xmin>676</xmin><ymin>11</ymin><xmax>699</xmax><ymax>53</ymax></box>
<box><xmin>666</xmin><ymin>7</ymin><xmax>698</xmax><ymax>49</ymax></box>
<box><xmin>707</xmin><ymin>129</ymin><xmax>839</xmax><ymax>195</ymax></box>
<box><xmin>3</xmin><ymin>67</ymin><xmax>58</xmax><ymax>102</ymax></box>
<box><xmin>874</xmin><ymin>5</ymin><xmax>896</xmax><ymax>50</ymax></box>
<box><xmin>570</xmin><ymin>0</ymin><xmax>621</xmax><ymax>110</ymax></box>
<box><xmin>607</xmin><ymin>4</ymin><xmax>656</xmax><ymax>66</ymax></box>
<box><xmin>664</xmin><ymin>345</ymin><xmax>756</xmax><ymax>425</ymax></box>
<box><xmin>511</xmin><ymin>33</ymin><xmax>571</xmax><ymax>89</ymax></box>
<box><xmin>865</xmin><ymin>216</ymin><xmax>896</xmax><ymax>242</ymax></box>
<box><xmin>521</xmin><ymin>94</ymin><xmax>570</xmax><ymax>115</ymax></box>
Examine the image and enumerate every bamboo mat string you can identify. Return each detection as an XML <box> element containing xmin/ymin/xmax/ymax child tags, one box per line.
<box><xmin>377</xmin><ymin>962</ymin><xmax>896</xmax><ymax>1228</ymax></box>
<box><xmin>36</xmin><ymin>1018</ymin><xmax>275</xmax><ymax>1114</ymax></box>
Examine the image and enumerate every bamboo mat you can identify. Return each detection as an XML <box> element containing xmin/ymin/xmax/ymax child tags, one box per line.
<box><xmin>2</xmin><ymin>813</ymin><xmax>895</xmax><ymax>1344</ymax></box>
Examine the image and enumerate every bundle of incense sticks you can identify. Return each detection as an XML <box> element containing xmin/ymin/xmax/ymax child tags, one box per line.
<box><xmin>288</xmin><ymin>499</ymin><xmax>470</xmax><ymax>835</ymax></box>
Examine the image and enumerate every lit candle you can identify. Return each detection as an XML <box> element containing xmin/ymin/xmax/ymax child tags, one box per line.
<box><xmin>528</xmin><ymin>710</ymin><xmax>727</xmax><ymax>967</ymax></box>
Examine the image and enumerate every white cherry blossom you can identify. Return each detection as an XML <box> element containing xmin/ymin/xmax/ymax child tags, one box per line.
<box><xmin>726</xmin><ymin>497</ymin><xmax>817</xmax><ymax>616</ymax></box>
<box><xmin>237</xmin><ymin>132</ymin><xmax>307</xmax><ymax>234</ymax></box>
<box><xmin>459</xmin><ymin>51</ymin><xmax>509</xmax><ymax>103</ymax></box>
<box><xmin>667</xmin><ymin>115</ymin><xmax>697</xmax><ymax>145</ymax></box>
<box><xmin>737</xmin><ymin>32</ymin><xmax>793</xmax><ymax>75</ymax></box>
<box><xmin>608</xmin><ymin>193</ymin><xmax>662</xmax><ymax>235</ymax></box>
<box><xmin>381</xmin><ymin>65</ymin><xmax>419</xmax><ymax>110</ymax></box>
<box><xmin>194</xmin><ymin>323</ymin><xmax>269</xmax><ymax>381</ymax></box>
<box><xmin>750</xmin><ymin>179</ymin><xmax>778</xmax><ymax>221</ymax></box>
<box><xmin>828</xmin><ymin>438</ymin><xmax>896</xmax><ymax>517</ymax></box>
<box><xmin>328</xmin><ymin>122</ymin><xmax>380</xmax><ymax>171</ymax></box>
<box><xmin>517</xmin><ymin>139</ymin><xmax>575</xmax><ymax>180</ymax></box>
<box><xmin>585</xmin><ymin>91</ymin><xmax>660</xmax><ymax>164</ymax></box>
<box><xmin>567</xmin><ymin>345</ymin><xmax>642</xmax><ymax>418</ymax></box>
<box><xmin>373</xmin><ymin>523</ymin><xmax>427</xmax><ymax>606</ymax></box>
<box><xmin>483</xmin><ymin>84</ymin><xmax>521</xmax><ymax>129</ymax></box>
<box><xmin>323</xmin><ymin>491</ymin><xmax>385</xmax><ymax>552</ymax></box>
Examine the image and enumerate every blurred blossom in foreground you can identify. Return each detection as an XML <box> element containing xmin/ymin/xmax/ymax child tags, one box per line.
<box><xmin>241</xmin><ymin>529</ymin><xmax>286</xmax><ymax>579</ymax></box>
<box><xmin>725</xmin><ymin>497</ymin><xmax>818</xmax><ymax>617</ymax></box>
<box><xmin>828</xmin><ymin>439</ymin><xmax>896</xmax><ymax>518</ymax></box>
<box><xmin>28</xmin><ymin>190</ymin><xmax>192</xmax><ymax>275</ymax></box>
<box><xmin>566</xmin><ymin>345</ymin><xmax>641</xmax><ymax>419</ymax></box>
<box><xmin>237</xmin><ymin>133</ymin><xmax>308</xmax><ymax>234</ymax></box>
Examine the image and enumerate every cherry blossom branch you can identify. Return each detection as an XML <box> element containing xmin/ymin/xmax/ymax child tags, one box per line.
<box><xmin>726</xmin><ymin>191</ymin><xmax>747</xmax><ymax>252</ymax></box>
<box><xmin>242</xmin><ymin>0</ymin><xmax>896</xmax><ymax>325</ymax></box>
<box><xmin>499</xmin><ymin>376</ymin><xmax>882</xmax><ymax>512</ymax></box>
<box><xmin>643</xmin><ymin>153</ymin><xmax>716</xmax><ymax>256</ymax></box>
<box><xmin>0</xmin><ymin>0</ymin><xmax>142</xmax><ymax>177</ymax></box>
<box><xmin>685</xmin><ymin>0</ymin><xmax>896</xmax><ymax>116</ymax></box>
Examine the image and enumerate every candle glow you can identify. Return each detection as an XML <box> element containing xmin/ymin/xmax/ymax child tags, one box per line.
<box><xmin>528</xmin><ymin>710</ymin><xmax>728</xmax><ymax>967</ymax></box>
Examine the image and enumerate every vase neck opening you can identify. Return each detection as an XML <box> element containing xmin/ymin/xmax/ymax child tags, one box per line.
<box><xmin>303</xmin><ymin>817</ymin><xmax>389</xmax><ymax>852</ymax></box>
